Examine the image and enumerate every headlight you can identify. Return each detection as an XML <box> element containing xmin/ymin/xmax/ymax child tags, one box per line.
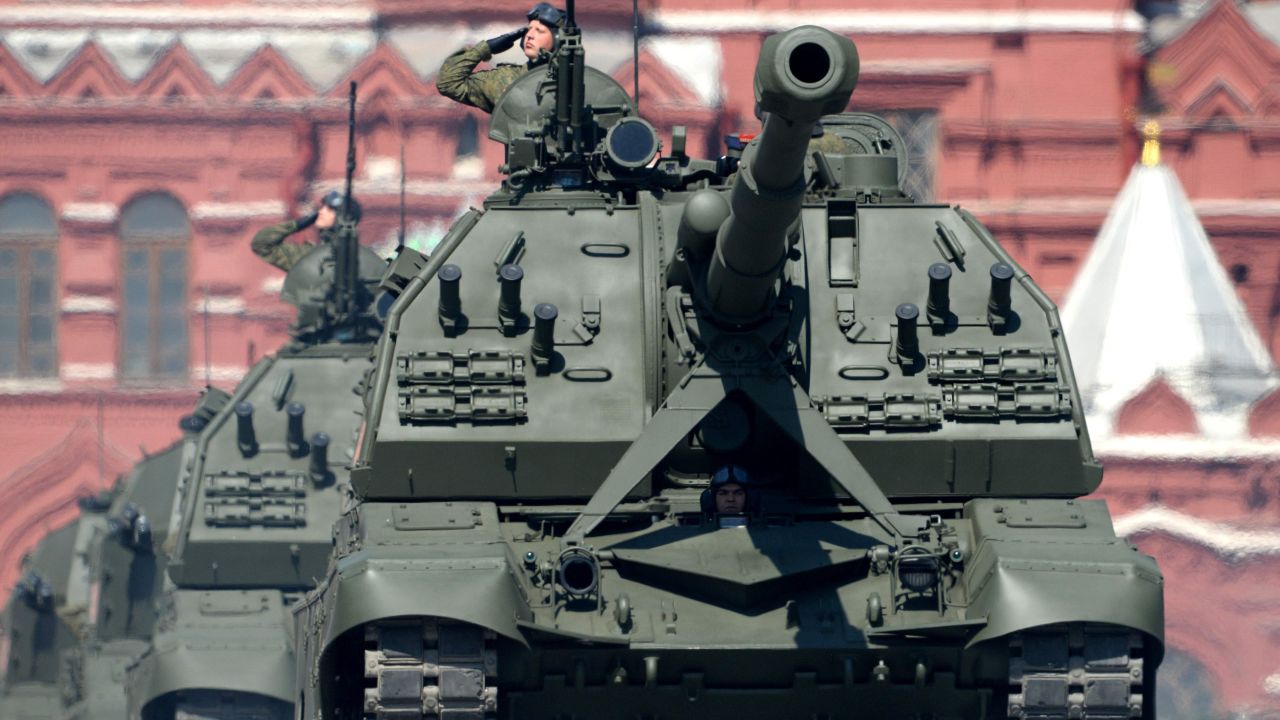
<box><xmin>604</xmin><ymin>118</ymin><xmax>660</xmax><ymax>171</ymax></box>
<box><xmin>558</xmin><ymin>547</ymin><xmax>600</xmax><ymax>596</ymax></box>
<box><xmin>896</xmin><ymin>551</ymin><xmax>939</xmax><ymax>593</ymax></box>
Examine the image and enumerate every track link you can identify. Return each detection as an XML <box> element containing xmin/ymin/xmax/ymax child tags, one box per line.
<box><xmin>363</xmin><ymin>619</ymin><xmax>497</xmax><ymax>720</ymax></box>
<box><xmin>1007</xmin><ymin>624</ymin><xmax>1145</xmax><ymax>719</ymax></box>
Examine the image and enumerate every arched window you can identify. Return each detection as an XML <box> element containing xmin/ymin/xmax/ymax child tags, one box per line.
<box><xmin>0</xmin><ymin>192</ymin><xmax>58</xmax><ymax>378</ymax></box>
<box><xmin>455</xmin><ymin>114</ymin><xmax>479</xmax><ymax>158</ymax></box>
<box><xmin>119</xmin><ymin>193</ymin><xmax>188</xmax><ymax>381</ymax></box>
<box><xmin>451</xmin><ymin>115</ymin><xmax>484</xmax><ymax>179</ymax></box>
<box><xmin>880</xmin><ymin>109</ymin><xmax>938</xmax><ymax>202</ymax></box>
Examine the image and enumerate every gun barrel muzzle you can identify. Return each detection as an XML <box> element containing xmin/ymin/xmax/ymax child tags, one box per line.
<box><xmin>704</xmin><ymin>27</ymin><xmax>860</xmax><ymax>322</ymax></box>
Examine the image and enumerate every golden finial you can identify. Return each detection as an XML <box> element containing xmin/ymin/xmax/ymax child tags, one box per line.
<box><xmin>1141</xmin><ymin>119</ymin><xmax>1161</xmax><ymax>167</ymax></box>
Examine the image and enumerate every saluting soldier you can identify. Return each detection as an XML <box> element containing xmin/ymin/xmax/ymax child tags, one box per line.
<box><xmin>436</xmin><ymin>3</ymin><xmax>567</xmax><ymax>114</ymax></box>
<box><xmin>251</xmin><ymin>190</ymin><xmax>362</xmax><ymax>272</ymax></box>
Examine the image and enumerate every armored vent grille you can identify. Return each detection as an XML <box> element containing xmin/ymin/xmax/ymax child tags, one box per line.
<box><xmin>927</xmin><ymin>348</ymin><xmax>1058</xmax><ymax>383</ymax></box>
<box><xmin>819</xmin><ymin>394</ymin><xmax>943</xmax><ymax>430</ymax></box>
<box><xmin>396</xmin><ymin>350</ymin><xmax>527</xmax><ymax>424</ymax></box>
<box><xmin>203</xmin><ymin>471</ymin><xmax>307</xmax><ymax>528</ymax></box>
<box><xmin>818</xmin><ymin>384</ymin><xmax>1071</xmax><ymax>429</ymax></box>
<box><xmin>940</xmin><ymin>384</ymin><xmax>1071</xmax><ymax>420</ymax></box>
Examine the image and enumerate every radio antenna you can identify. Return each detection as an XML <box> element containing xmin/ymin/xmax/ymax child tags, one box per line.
<box><xmin>343</xmin><ymin>82</ymin><xmax>356</xmax><ymax>217</ymax></box>
<box><xmin>202</xmin><ymin>283</ymin><xmax>211</xmax><ymax>385</ymax></box>
<box><xmin>398</xmin><ymin>142</ymin><xmax>406</xmax><ymax>251</ymax></box>
<box><xmin>333</xmin><ymin>81</ymin><xmax>360</xmax><ymax>332</ymax></box>
<box><xmin>632</xmin><ymin>0</ymin><xmax>640</xmax><ymax>111</ymax></box>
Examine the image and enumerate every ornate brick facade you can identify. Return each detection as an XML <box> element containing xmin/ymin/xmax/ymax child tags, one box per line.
<box><xmin>2</xmin><ymin>0</ymin><xmax>1279</xmax><ymax>716</ymax></box>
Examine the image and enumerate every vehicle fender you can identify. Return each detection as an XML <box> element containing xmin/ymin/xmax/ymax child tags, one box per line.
<box><xmin>963</xmin><ymin>538</ymin><xmax>1164</xmax><ymax>660</ymax></box>
<box><xmin>129</xmin><ymin>641</ymin><xmax>294</xmax><ymax>717</ymax></box>
<box><xmin>303</xmin><ymin>554</ymin><xmax>531</xmax><ymax>658</ymax></box>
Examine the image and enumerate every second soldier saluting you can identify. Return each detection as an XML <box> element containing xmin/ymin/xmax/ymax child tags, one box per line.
<box><xmin>436</xmin><ymin>3</ymin><xmax>566</xmax><ymax>114</ymax></box>
<box><xmin>251</xmin><ymin>190</ymin><xmax>362</xmax><ymax>272</ymax></box>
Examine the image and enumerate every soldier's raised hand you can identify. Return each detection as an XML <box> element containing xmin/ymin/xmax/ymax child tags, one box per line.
<box><xmin>486</xmin><ymin>28</ymin><xmax>527</xmax><ymax>54</ymax></box>
<box><xmin>294</xmin><ymin>208</ymin><xmax>319</xmax><ymax>230</ymax></box>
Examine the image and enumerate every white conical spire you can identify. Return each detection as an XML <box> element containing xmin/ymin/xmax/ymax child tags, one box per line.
<box><xmin>1061</xmin><ymin>122</ymin><xmax>1274</xmax><ymax>441</ymax></box>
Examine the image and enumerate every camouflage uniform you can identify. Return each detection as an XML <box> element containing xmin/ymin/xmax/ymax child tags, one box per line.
<box><xmin>809</xmin><ymin>131</ymin><xmax>856</xmax><ymax>155</ymax></box>
<box><xmin>251</xmin><ymin>219</ymin><xmax>317</xmax><ymax>272</ymax></box>
<box><xmin>436</xmin><ymin>41</ymin><xmax>534</xmax><ymax>114</ymax></box>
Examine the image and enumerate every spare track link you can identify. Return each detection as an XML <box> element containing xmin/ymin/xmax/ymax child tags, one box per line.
<box><xmin>1007</xmin><ymin>624</ymin><xmax>1146</xmax><ymax>719</ymax></box>
<box><xmin>363</xmin><ymin>619</ymin><xmax>498</xmax><ymax>720</ymax></box>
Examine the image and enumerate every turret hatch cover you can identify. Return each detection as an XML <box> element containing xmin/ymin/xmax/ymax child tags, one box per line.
<box><xmin>488</xmin><ymin>66</ymin><xmax>636</xmax><ymax>145</ymax></box>
<box><xmin>392</xmin><ymin>503</ymin><xmax>480</xmax><ymax>531</ymax></box>
<box><xmin>281</xmin><ymin>242</ymin><xmax>385</xmax><ymax>308</ymax></box>
<box><xmin>606</xmin><ymin>523</ymin><xmax>875</xmax><ymax>608</ymax></box>
<box><xmin>819</xmin><ymin>112</ymin><xmax>909</xmax><ymax>186</ymax></box>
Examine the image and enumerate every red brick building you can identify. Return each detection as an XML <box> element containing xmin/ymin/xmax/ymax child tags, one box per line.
<box><xmin>1067</xmin><ymin>3</ymin><xmax>1280</xmax><ymax>716</ymax></box>
<box><xmin>1</xmin><ymin>0</ymin><xmax>1278</xmax><ymax>716</ymax></box>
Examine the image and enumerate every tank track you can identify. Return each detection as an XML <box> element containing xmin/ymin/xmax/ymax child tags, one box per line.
<box><xmin>1007</xmin><ymin>624</ymin><xmax>1146</xmax><ymax>719</ymax></box>
<box><xmin>363</xmin><ymin>619</ymin><xmax>497</xmax><ymax>720</ymax></box>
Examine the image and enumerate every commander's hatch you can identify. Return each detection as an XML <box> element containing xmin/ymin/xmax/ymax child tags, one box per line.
<box><xmin>488</xmin><ymin>66</ymin><xmax>635</xmax><ymax>145</ymax></box>
<box><xmin>605</xmin><ymin>522</ymin><xmax>875</xmax><ymax>609</ymax></box>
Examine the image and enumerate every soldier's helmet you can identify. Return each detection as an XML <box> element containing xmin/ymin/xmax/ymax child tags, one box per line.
<box><xmin>321</xmin><ymin>189</ymin><xmax>362</xmax><ymax>223</ymax></box>
<box><xmin>700</xmin><ymin>464</ymin><xmax>757</xmax><ymax>518</ymax></box>
<box><xmin>711</xmin><ymin>464</ymin><xmax>750</xmax><ymax>490</ymax></box>
<box><xmin>527</xmin><ymin>3</ymin><xmax>566</xmax><ymax>30</ymax></box>
<box><xmin>527</xmin><ymin>3</ymin><xmax>567</xmax><ymax>52</ymax></box>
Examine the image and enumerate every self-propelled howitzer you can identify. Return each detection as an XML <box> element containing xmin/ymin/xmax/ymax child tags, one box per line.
<box><xmin>296</xmin><ymin>21</ymin><xmax>1163</xmax><ymax>720</ymax></box>
<box><xmin>0</xmin><ymin>246</ymin><xmax>386</xmax><ymax>720</ymax></box>
<box><xmin>0</xmin><ymin>86</ymin><xmax>387</xmax><ymax>720</ymax></box>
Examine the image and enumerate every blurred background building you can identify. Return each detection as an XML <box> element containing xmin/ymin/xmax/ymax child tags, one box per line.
<box><xmin>1</xmin><ymin>0</ymin><xmax>1278</xmax><ymax>716</ymax></box>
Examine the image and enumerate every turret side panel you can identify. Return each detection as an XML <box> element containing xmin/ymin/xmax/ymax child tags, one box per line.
<box><xmin>170</xmin><ymin>350</ymin><xmax>369</xmax><ymax>587</ymax></box>
<box><xmin>803</xmin><ymin>204</ymin><xmax>1097</xmax><ymax>497</ymax></box>
<box><xmin>368</xmin><ymin>207</ymin><xmax>650</xmax><ymax>500</ymax></box>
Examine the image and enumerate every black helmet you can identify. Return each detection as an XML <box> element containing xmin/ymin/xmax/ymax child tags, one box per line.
<box><xmin>527</xmin><ymin>2</ymin><xmax>566</xmax><ymax>29</ymax></box>
<box><xmin>701</xmin><ymin>464</ymin><xmax>758</xmax><ymax>520</ymax></box>
<box><xmin>711</xmin><ymin>464</ymin><xmax>750</xmax><ymax>488</ymax></box>
<box><xmin>321</xmin><ymin>189</ymin><xmax>362</xmax><ymax>223</ymax></box>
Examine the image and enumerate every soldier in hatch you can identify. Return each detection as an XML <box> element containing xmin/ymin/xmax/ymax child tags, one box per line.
<box><xmin>702</xmin><ymin>464</ymin><xmax>753</xmax><ymax>520</ymax></box>
<box><xmin>436</xmin><ymin>3</ymin><xmax>567</xmax><ymax>114</ymax></box>
<box><xmin>713</xmin><ymin>468</ymin><xmax>748</xmax><ymax>515</ymax></box>
<box><xmin>251</xmin><ymin>190</ymin><xmax>362</xmax><ymax>272</ymax></box>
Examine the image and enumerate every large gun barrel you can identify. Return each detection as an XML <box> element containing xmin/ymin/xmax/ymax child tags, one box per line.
<box><xmin>705</xmin><ymin>27</ymin><xmax>859</xmax><ymax>322</ymax></box>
